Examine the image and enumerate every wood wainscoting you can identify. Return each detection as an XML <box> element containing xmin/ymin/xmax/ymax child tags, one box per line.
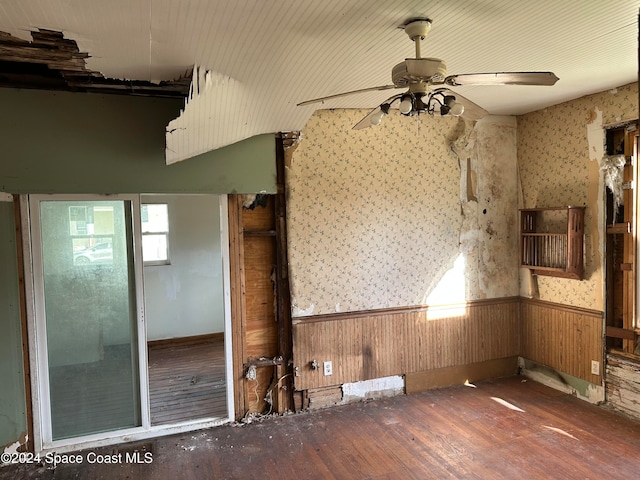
<box><xmin>520</xmin><ymin>298</ymin><xmax>603</xmax><ymax>384</ymax></box>
<box><xmin>292</xmin><ymin>297</ymin><xmax>520</xmax><ymax>392</ymax></box>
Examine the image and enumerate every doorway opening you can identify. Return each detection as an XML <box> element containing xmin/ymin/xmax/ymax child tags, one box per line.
<box><xmin>141</xmin><ymin>195</ymin><xmax>228</xmax><ymax>425</ymax></box>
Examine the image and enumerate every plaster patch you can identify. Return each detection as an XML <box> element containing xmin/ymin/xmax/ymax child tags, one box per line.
<box><xmin>342</xmin><ymin>375</ymin><xmax>404</xmax><ymax>402</ymax></box>
<box><xmin>3</xmin><ymin>433</ymin><xmax>27</xmax><ymax>455</ymax></box>
<box><xmin>585</xmin><ymin>106</ymin><xmax>605</xmax><ymax>308</ymax></box>
<box><xmin>291</xmin><ymin>298</ymin><xmax>314</xmax><ymax>317</ymax></box>
<box><xmin>0</xmin><ymin>192</ymin><xmax>13</xmax><ymax>202</ymax></box>
<box><xmin>519</xmin><ymin>267</ymin><xmax>538</xmax><ymax>298</ymax></box>
<box><xmin>586</xmin><ymin>107</ymin><xmax>604</xmax><ymax>164</ymax></box>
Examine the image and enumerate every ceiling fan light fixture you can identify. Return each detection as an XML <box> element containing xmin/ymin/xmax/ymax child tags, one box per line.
<box><xmin>370</xmin><ymin>103</ymin><xmax>391</xmax><ymax>126</ymax></box>
<box><xmin>437</xmin><ymin>95</ymin><xmax>464</xmax><ymax>116</ymax></box>
<box><xmin>370</xmin><ymin>109</ymin><xmax>385</xmax><ymax>126</ymax></box>
<box><xmin>439</xmin><ymin>95</ymin><xmax>454</xmax><ymax>115</ymax></box>
<box><xmin>449</xmin><ymin>101</ymin><xmax>465</xmax><ymax>116</ymax></box>
<box><xmin>399</xmin><ymin>95</ymin><xmax>413</xmax><ymax>115</ymax></box>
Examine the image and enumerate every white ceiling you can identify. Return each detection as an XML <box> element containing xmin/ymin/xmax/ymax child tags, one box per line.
<box><xmin>0</xmin><ymin>0</ymin><xmax>637</xmax><ymax>163</ymax></box>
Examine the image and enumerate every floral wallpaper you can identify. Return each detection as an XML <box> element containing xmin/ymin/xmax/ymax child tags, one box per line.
<box><xmin>287</xmin><ymin>109</ymin><xmax>519</xmax><ymax>317</ymax></box>
<box><xmin>517</xmin><ymin>82</ymin><xmax>638</xmax><ymax>310</ymax></box>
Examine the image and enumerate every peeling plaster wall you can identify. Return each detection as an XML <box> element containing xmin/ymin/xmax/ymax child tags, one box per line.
<box><xmin>519</xmin><ymin>358</ymin><xmax>604</xmax><ymax>404</ymax></box>
<box><xmin>287</xmin><ymin>110</ymin><xmax>519</xmax><ymax>317</ymax></box>
<box><xmin>517</xmin><ymin>82</ymin><xmax>638</xmax><ymax>310</ymax></box>
<box><xmin>455</xmin><ymin>116</ymin><xmax>520</xmax><ymax>300</ymax></box>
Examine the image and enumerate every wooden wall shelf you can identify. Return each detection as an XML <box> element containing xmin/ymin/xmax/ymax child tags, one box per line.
<box><xmin>520</xmin><ymin>206</ymin><xmax>585</xmax><ymax>280</ymax></box>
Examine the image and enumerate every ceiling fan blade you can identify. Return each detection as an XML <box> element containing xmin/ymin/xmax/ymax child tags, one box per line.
<box><xmin>297</xmin><ymin>85</ymin><xmax>400</xmax><ymax>106</ymax></box>
<box><xmin>444</xmin><ymin>72</ymin><xmax>559</xmax><ymax>87</ymax></box>
<box><xmin>352</xmin><ymin>94</ymin><xmax>403</xmax><ymax>130</ymax></box>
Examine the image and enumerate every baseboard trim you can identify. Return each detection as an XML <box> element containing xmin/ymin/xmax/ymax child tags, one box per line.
<box><xmin>405</xmin><ymin>356</ymin><xmax>519</xmax><ymax>394</ymax></box>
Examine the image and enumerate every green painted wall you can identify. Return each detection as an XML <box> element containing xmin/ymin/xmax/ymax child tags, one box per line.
<box><xmin>0</xmin><ymin>200</ymin><xmax>27</xmax><ymax>449</ymax></box>
<box><xmin>0</xmin><ymin>87</ymin><xmax>277</xmax><ymax>448</ymax></box>
<box><xmin>0</xmin><ymin>88</ymin><xmax>276</xmax><ymax>194</ymax></box>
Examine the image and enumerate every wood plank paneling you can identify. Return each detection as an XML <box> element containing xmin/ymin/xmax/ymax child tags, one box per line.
<box><xmin>520</xmin><ymin>298</ymin><xmax>603</xmax><ymax>384</ymax></box>
<box><xmin>293</xmin><ymin>298</ymin><xmax>520</xmax><ymax>391</ymax></box>
<box><xmin>243</xmin><ymin>235</ymin><xmax>277</xmax><ymax>359</ymax></box>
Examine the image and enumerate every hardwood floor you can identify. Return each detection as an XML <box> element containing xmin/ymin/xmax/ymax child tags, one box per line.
<box><xmin>148</xmin><ymin>340</ymin><xmax>227</xmax><ymax>425</ymax></box>
<box><xmin>7</xmin><ymin>375</ymin><xmax>640</xmax><ymax>479</ymax></box>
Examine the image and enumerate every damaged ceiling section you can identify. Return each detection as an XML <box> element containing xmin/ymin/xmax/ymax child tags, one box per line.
<box><xmin>166</xmin><ymin>66</ymin><xmax>250</xmax><ymax>164</ymax></box>
<box><xmin>165</xmin><ymin>65</ymin><xmax>308</xmax><ymax>164</ymax></box>
<box><xmin>0</xmin><ymin>29</ymin><xmax>191</xmax><ymax>97</ymax></box>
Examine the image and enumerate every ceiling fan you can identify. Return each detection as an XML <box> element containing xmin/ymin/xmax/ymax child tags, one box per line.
<box><xmin>297</xmin><ymin>18</ymin><xmax>559</xmax><ymax>129</ymax></box>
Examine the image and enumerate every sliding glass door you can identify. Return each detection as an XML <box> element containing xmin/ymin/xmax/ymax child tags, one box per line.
<box><xmin>28</xmin><ymin>194</ymin><xmax>233</xmax><ymax>452</ymax></box>
<box><xmin>30</xmin><ymin>196</ymin><xmax>145</xmax><ymax>442</ymax></box>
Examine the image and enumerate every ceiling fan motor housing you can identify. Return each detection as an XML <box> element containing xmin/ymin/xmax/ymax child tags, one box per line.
<box><xmin>392</xmin><ymin>58</ymin><xmax>447</xmax><ymax>87</ymax></box>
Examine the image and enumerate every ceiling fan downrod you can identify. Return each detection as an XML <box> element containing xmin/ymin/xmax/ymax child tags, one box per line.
<box><xmin>403</xmin><ymin>18</ymin><xmax>432</xmax><ymax>59</ymax></box>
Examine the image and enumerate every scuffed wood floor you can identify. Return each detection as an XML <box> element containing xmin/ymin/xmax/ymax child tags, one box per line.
<box><xmin>148</xmin><ymin>341</ymin><xmax>227</xmax><ymax>425</ymax></box>
<box><xmin>5</xmin><ymin>375</ymin><xmax>640</xmax><ymax>479</ymax></box>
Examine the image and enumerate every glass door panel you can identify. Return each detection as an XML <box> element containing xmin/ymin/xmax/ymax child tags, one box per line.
<box><xmin>37</xmin><ymin>200</ymin><xmax>141</xmax><ymax>440</ymax></box>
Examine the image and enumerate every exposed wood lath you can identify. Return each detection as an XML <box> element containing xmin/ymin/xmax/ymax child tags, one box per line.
<box><xmin>0</xmin><ymin>29</ymin><xmax>190</xmax><ymax>97</ymax></box>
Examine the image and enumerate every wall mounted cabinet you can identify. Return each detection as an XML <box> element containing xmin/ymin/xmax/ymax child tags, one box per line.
<box><xmin>520</xmin><ymin>206</ymin><xmax>585</xmax><ymax>280</ymax></box>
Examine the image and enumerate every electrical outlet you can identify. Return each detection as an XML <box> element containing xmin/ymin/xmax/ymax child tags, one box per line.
<box><xmin>323</xmin><ymin>361</ymin><xmax>332</xmax><ymax>376</ymax></box>
<box><xmin>591</xmin><ymin>360</ymin><xmax>600</xmax><ymax>375</ymax></box>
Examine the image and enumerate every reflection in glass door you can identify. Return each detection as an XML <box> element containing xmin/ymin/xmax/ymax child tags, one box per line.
<box><xmin>32</xmin><ymin>198</ymin><xmax>141</xmax><ymax>440</ymax></box>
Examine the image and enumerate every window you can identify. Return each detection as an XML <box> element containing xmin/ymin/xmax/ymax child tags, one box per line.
<box><xmin>69</xmin><ymin>205</ymin><xmax>115</xmax><ymax>266</ymax></box>
<box><xmin>141</xmin><ymin>204</ymin><xmax>170</xmax><ymax>265</ymax></box>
